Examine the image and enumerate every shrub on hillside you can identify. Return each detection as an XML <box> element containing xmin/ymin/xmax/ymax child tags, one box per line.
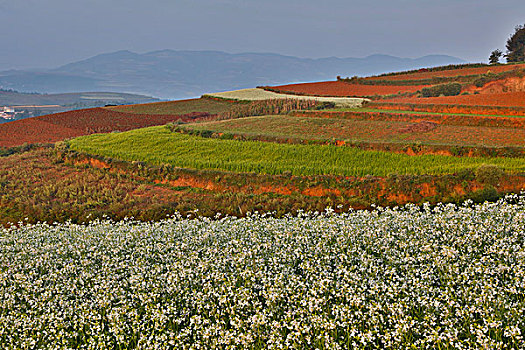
<box><xmin>471</xmin><ymin>186</ymin><xmax>501</xmax><ymax>203</ymax></box>
<box><xmin>0</xmin><ymin>143</ymin><xmax>49</xmax><ymax>157</ymax></box>
<box><xmin>420</xmin><ymin>83</ymin><xmax>462</xmax><ymax>97</ymax></box>
<box><xmin>475</xmin><ymin>164</ymin><xmax>505</xmax><ymax>186</ymax></box>
<box><xmin>313</xmin><ymin>101</ymin><xmax>336</xmax><ymax>110</ymax></box>
<box><xmin>473</xmin><ymin>72</ymin><xmax>497</xmax><ymax>88</ymax></box>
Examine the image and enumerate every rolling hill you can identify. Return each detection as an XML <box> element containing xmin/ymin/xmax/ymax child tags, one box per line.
<box><xmin>0</xmin><ymin>98</ymin><xmax>237</xmax><ymax>147</ymax></box>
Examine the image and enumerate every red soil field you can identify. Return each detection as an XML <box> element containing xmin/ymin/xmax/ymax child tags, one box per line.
<box><xmin>383</xmin><ymin>91</ymin><xmax>525</xmax><ymax>107</ymax></box>
<box><xmin>367</xmin><ymin>103</ymin><xmax>525</xmax><ymax>117</ymax></box>
<box><xmin>268</xmin><ymin>81</ymin><xmax>430</xmax><ymax>97</ymax></box>
<box><xmin>188</xmin><ymin>114</ymin><xmax>525</xmax><ymax>149</ymax></box>
<box><xmin>291</xmin><ymin>110</ymin><xmax>525</xmax><ymax>129</ymax></box>
<box><xmin>366</xmin><ymin>64</ymin><xmax>525</xmax><ymax>81</ymax></box>
<box><xmin>0</xmin><ymin>108</ymin><xmax>213</xmax><ymax>147</ymax></box>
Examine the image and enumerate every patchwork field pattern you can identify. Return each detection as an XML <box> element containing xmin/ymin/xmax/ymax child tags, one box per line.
<box><xmin>4</xmin><ymin>62</ymin><xmax>525</xmax><ymax>220</ymax></box>
<box><xmin>7</xmin><ymin>146</ymin><xmax>525</xmax><ymax>226</ymax></box>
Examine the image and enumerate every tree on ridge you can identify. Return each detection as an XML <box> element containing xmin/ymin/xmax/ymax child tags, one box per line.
<box><xmin>506</xmin><ymin>24</ymin><xmax>525</xmax><ymax>63</ymax></box>
<box><xmin>489</xmin><ymin>49</ymin><xmax>503</xmax><ymax>64</ymax></box>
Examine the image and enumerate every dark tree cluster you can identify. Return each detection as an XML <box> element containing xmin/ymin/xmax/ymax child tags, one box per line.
<box><xmin>506</xmin><ymin>24</ymin><xmax>525</xmax><ymax>62</ymax></box>
<box><xmin>489</xmin><ymin>49</ymin><xmax>502</xmax><ymax>64</ymax></box>
<box><xmin>490</xmin><ymin>24</ymin><xmax>525</xmax><ymax>64</ymax></box>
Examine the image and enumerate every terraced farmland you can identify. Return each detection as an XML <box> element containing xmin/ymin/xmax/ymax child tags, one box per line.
<box><xmin>180</xmin><ymin>114</ymin><xmax>525</xmax><ymax>148</ymax></box>
<box><xmin>5</xmin><ymin>36</ymin><xmax>525</xmax><ymax>350</ymax></box>
<box><xmin>5</xmin><ymin>60</ymin><xmax>525</xmax><ymax>223</ymax></box>
<box><xmin>67</xmin><ymin>126</ymin><xmax>525</xmax><ymax>177</ymax></box>
<box><xmin>367</xmin><ymin>101</ymin><xmax>525</xmax><ymax>117</ymax></box>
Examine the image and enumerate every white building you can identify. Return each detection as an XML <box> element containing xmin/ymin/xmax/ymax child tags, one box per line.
<box><xmin>0</xmin><ymin>106</ymin><xmax>16</xmax><ymax>119</ymax></box>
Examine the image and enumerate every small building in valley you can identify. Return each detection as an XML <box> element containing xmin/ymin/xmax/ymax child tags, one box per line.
<box><xmin>0</xmin><ymin>106</ymin><xmax>16</xmax><ymax>120</ymax></box>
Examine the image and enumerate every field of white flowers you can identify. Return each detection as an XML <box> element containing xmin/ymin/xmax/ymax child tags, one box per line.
<box><xmin>1</xmin><ymin>197</ymin><xmax>525</xmax><ymax>349</ymax></box>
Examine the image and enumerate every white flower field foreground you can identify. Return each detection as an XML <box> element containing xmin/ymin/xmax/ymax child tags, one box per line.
<box><xmin>1</xmin><ymin>197</ymin><xmax>525</xmax><ymax>349</ymax></box>
<box><xmin>204</xmin><ymin>88</ymin><xmax>367</xmax><ymax>108</ymax></box>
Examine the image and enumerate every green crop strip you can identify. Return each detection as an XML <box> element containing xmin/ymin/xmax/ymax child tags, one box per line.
<box><xmin>68</xmin><ymin>126</ymin><xmax>525</xmax><ymax>177</ymax></box>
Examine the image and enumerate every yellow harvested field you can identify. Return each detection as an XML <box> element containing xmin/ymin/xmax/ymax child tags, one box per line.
<box><xmin>204</xmin><ymin>88</ymin><xmax>368</xmax><ymax>107</ymax></box>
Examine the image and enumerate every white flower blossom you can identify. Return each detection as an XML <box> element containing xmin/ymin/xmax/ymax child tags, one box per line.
<box><xmin>0</xmin><ymin>196</ymin><xmax>524</xmax><ymax>348</ymax></box>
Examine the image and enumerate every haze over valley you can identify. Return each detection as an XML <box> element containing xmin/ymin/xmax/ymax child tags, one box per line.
<box><xmin>0</xmin><ymin>50</ymin><xmax>465</xmax><ymax>99</ymax></box>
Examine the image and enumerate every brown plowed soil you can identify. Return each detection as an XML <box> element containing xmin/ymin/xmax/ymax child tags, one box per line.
<box><xmin>0</xmin><ymin>108</ymin><xmax>214</xmax><ymax>147</ymax></box>
<box><xmin>268</xmin><ymin>81</ymin><xmax>430</xmax><ymax>97</ymax></box>
<box><xmin>398</xmin><ymin>121</ymin><xmax>438</xmax><ymax>134</ymax></box>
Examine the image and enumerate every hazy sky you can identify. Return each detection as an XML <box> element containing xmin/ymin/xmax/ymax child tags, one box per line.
<box><xmin>0</xmin><ymin>0</ymin><xmax>524</xmax><ymax>70</ymax></box>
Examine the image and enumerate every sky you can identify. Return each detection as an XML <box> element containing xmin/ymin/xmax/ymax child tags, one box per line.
<box><xmin>0</xmin><ymin>0</ymin><xmax>524</xmax><ymax>70</ymax></box>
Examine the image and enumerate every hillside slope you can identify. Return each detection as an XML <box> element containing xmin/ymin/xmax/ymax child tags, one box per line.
<box><xmin>5</xmin><ymin>61</ymin><xmax>525</xmax><ymax>223</ymax></box>
<box><xmin>0</xmin><ymin>98</ymin><xmax>236</xmax><ymax>147</ymax></box>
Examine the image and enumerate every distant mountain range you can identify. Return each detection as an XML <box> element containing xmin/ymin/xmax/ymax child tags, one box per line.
<box><xmin>0</xmin><ymin>50</ymin><xmax>466</xmax><ymax>99</ymax></box>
